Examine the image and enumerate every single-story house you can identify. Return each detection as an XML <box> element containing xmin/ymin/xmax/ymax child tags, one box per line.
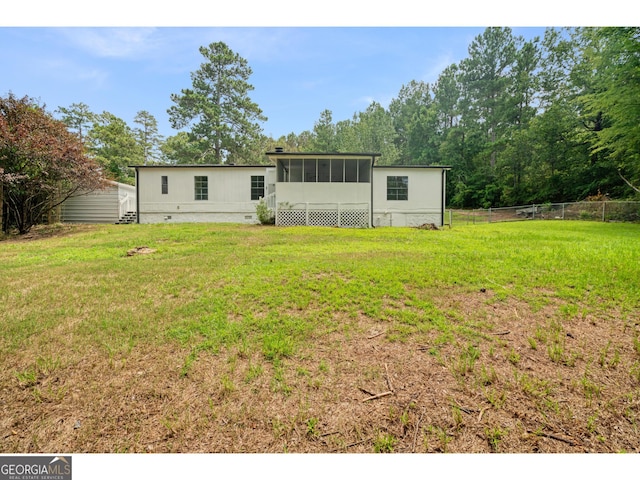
<box><xmin>61</xmin><ymin>180</ymin><xmax>136</xmax><ymax>224</ymax></box>
<box><xmin>132</xmin><ymin>151</ymin><xmax>450</xmax><ymax>227</ymax></box>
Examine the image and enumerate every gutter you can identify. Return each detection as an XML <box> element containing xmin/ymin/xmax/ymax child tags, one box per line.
<box><xmin>135</xmin><ymin>167</ymin><xmax>140</xmax><ymax>224</ymax></box>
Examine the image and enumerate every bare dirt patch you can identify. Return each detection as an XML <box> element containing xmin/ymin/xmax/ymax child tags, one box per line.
<box><xmin>2</xmin><ymin>290</ymin><xmax>639</xmax><ymax>453</ymax></box>
<box><xmin>126</xmin><ymin>246</ymin><xmax>157</xmax><ymax>256</ymax></box>
<box><xmin>0</xmin><ymin>223</ymin><xmax>96</xmax><ymax>243</ymax></box>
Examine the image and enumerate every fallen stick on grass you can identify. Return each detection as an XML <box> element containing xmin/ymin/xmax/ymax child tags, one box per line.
<box><xmin>384</xmin><ymin>363</ymin><xmax>394</xmax><ymax>392</ymax></box>
<box><xmin>412</xmin><ymin>408</ymin><xmax>426</xmax><ymax>453</ymax></box>
<box><xmin>478</xmin><ymin>406</ymin><xmax>491</xmax><ymax>422</ymax></box>
<box><xmin>528</xmin><ymin>430</ymin><xmax>577</xmax><ymax>446</ymax></box>
<box><xmin>362</xmin><ymin>391</ymin><xmax>394</xmax><ymax>402</ymax></box>
<box><xmin>332</xmin><ymin>438</ymin><xmax>370</xmax><ymax>451</ymax></box>
<box><xmin>367</xmin><ymin>331</ymin><xmax>386</xmax><ymax>339</ymax></box>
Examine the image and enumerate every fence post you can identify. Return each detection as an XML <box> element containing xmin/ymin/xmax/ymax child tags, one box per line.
<box><xmin>532</xmin><ymin>204</ymin><xmax>536</xmax><ymax>220</ymax></box>
<box><xmin>602</xmin><ymin>201</ymin><xmax>606</xmax><ymax>222</ymax></box>
<box><xmin>562</xmin><ymin>203</ymin><xmax>565</xmax><ymax>220</ymax></box>
<box><xmin>488</xmin><ymin>207</ymin><xmax>492</xmax><ymax>223</ymax></box>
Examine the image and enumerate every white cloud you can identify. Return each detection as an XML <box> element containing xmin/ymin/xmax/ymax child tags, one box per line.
<box><xmin>57</xmin><ymin>27</ymin><xmax>159</xmax><ymax>58</ymax></box>
<box><xmin>40</xmin><ymin>57</ymin><xmax>109</xmax><ymax>88</ymax></box>
<box><xmin>182</xmin><ymin>27</ymin><xmax>307</xmax><ymax>64</ymax></box>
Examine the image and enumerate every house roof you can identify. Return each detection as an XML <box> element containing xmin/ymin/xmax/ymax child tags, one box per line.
<box><xmin>130</xmin><ymin>164</ymin><xmax>273</xmax><ymax>168</ymax></box>
<box><xmin>373</xmin><ymin>165</ymin><xmax>451</xmax><ymax>169</ymax></box>
<box><xmin>129</xmin><ymin>160</ymin><xmax>451</xmax><ymax>170</ymax></box>
<box><xmin>265</xmin><ymin>151</ymin><xmax>381</xmax><ymax>158</ymax></box>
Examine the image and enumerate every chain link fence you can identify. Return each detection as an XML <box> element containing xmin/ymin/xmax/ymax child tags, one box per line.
<box><xmin>453</xmin><ymin>201</ymin><xmax>640</xmax><ymax>225</ymax></box>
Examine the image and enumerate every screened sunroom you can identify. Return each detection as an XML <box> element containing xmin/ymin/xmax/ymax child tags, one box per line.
<box><xmin>264</xmin><ymin>151</ymin><xmax>381</xmax><ymax>227</ymax></box>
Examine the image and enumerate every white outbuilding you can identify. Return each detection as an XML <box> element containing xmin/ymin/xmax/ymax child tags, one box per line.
<box><xmin>132</xmin><ymin>151</ymin><xmax>450</xmax><ymax>227</ymax></box>
<box><xmin>60</xmin><ymin>180</ymin><xmax>136</xmax><ymax>224</ymax></box>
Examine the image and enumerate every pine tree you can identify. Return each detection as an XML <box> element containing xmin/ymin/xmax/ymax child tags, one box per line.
<box><xmin>168</xmin><ymin>42</ymin><xmax>267</xmax><ymax>164</ymax></box>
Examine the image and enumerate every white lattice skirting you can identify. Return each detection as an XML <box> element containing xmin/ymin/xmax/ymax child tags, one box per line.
<box><xmin>277</xmin><ymin>208</ymin><xmax>369</xmax><ymax>227</ymax></box>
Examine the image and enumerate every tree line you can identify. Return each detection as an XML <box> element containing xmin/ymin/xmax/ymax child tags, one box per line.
<box><xmin>284</xmin><ymin>27</ymin><xmax>640</xmax><ymax>207</ymax></box>
<box><xmin>55</xmin><ymin>28</ymin><xmax>640</xmax><ymax>207</ymax></box>
<box><xmin>2</xmin><ymin>27</ymin><xmax>639</xmax><ymax>233</ymax></box>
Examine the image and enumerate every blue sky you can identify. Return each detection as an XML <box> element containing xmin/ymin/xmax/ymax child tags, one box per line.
<box><xmin>0</xmin><ymin>26</ymin><xmax>550</xmax><ymax>140</ymax></box>
<box><xmin>1</xmin><ymin>2</ymin><xmax>624</xmax><ymax>141</ymax></box>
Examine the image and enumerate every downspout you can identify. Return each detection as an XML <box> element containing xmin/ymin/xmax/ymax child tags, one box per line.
<box><xmin>441</xmin><ymin>169</ymin><xmax>446</xmax><ymax>227</ymax></box>
<box><xmin>135</xmin><ymin>167</ymin><xmax>140</xmax><ymax>224</ymax></box>
<box><xmin>370</xmin><ymin>155</ymin><xmax>375</xmax><ymax>228</ymax></box>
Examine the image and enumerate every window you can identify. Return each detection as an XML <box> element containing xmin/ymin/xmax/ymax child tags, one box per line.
<box><xmin>318</xmin><ymin>159</ymin><xmax>330</xmax><ymax>182</ymax></box>
<box><xmin>345</xmin><ymin>160</ymin><xmax>358</xmax><ymax>183</ymax></box>
<box><xmin>304</xmin><ymin>159</ymin><xmax>317</xmax><ymax>182</ymax></box>
<box><xmin>161</xmin><ymin>175</ymin><xmax>168</xmax><ymax>194</ymax></box>
<box><xmin>251</xmin><ymin>175</ymin><xmax>265</xmax><ymax>200</ymax></box>
<box><xmin>331</xmin><ymin>159</ymin><xmax>344</xmax><ymax>182</ymax></box>
<box><xmin>358</xmin><ymin>159</ymin><xmax>371</xmax><ymax>183</ymax></box>
<box><xmin>387</xmin><ymin>176</ymin><xmax>408</xmax><ymax>200</ymax></box>
<box><xmin>194</xmin><ymin>176</ymin><xmax>208</xmax><ymax>200</ymax></box>
<box><xmin>277</xmin><ymin>159</ymin><xmax>289</xmax><ymax>182</ymax></box>
<box><xmin>289</xmin><ymin>159</ymin><xmax>303</xmax><ymax>182</ymax></box>
<box><xmin>275</xmin><ymin>157</ymin><xmax>371</xmax><ymax>183</ymax></box>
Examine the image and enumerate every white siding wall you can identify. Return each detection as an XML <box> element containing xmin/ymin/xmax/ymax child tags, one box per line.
<box><xmin>61</xmin><ymin>184</ymin><xmax>120</xmax><ymax>223</ymax></box>
<box><xmin>276</xmin><ymin>182</ymin><xmax>371</xmax><ymax>206</ymax></box>
<box><xmin>117</xmin><ymin>183</ymin><xmax>136</xmax><ymax>216</ymax></box>
<box><xmin>137</xmin><ymin>166</ymin><xmax>271</xmax><ymax>224</ymax></box>
<box><xmin>372</xmin><ymin>168</ymin><xmax>445</xmax><ymax>227</ymax></box>
<box><xmin>135</xmin><ymin>164</ymin><xmax>446</xmax><ymax>227</ymax></box>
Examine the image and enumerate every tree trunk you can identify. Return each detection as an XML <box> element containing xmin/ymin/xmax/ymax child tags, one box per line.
<box><xmin>0</xmin><ymin>182</ymin><xmax>4</xmax><ymax>233</ymax></box>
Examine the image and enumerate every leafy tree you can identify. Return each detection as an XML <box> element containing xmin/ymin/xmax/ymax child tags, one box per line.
<box><xmin>459</xmin><ymin>27</ymin><xmax>520</xmax><ymax>171</ymax></box>
<box><xmin>401</xmin><ymin>103</ymin><xmax>441</xmax><ymax>165</ymax></box>
<box><xmin>335</xmin><ymin>117</ymin><xmax>360</xmax><ymax>152</ymax></box>
<box><xmin>87</xmin><ymin>112</ymin><xmax>141</xmax><ymax>184</ymax></box>
<box><xmin>271</xmin><ymin>131</ymin><xmax>313</xmax><ymax>153</ymax></box>
<box><xmin>496</xmin><ymin>37</ymin><xmax>541</xmax><ymax>203</ymax></box>
<box><xmin>312</xmin><ymin>104</ymin><xmax>399</xmax><ymax>163</ymax></box>
<box><xmin>160</xmin><ymin>131</ymin><xmax>207</xmax><ymax>164</ymax></box>
<box><xmin>239</xmin><ymin>132</ymin><xmax>276</xmax><ymax>165</ymax></box>
<box><xmin>258</xmin><ymin>27</ymin><xmax>640</xmax><ymax>207</ymax></box>
<box><xmin>432</xmin><ymin>64</ymin><xmax>468</xmax><ymax>203</ymax></box>
<box><xmin>0</xmin><ymin>94</ymin><xmax>106</xmax><ymax>234</ymax></box>
<box><xmin>509</xmin><ymin>38</ymin><xmax>540</xmax><ymax>129</ymax></box>
<box><xmin>310</xmin><ymin>109</ymin><xmax>337</xmax><ymax>152</ymax></box>
<box><xmin>433</xmin><ymin>64</ymin><xmax>462</xmax><ymax>131</ymax></box>
<box><xmin>579</xmin><ymin>27</ymin><xmax>640</xmax><ymax>196</ymax></box>
<box><xmin>167</xmin><ymin>41</ymin><xmax>267</xmax><ymax>164</ymax></box>
<box><xmin>434</xmin><ymin>64</ymin><xmax>484</xmax><ymax>206</ymax></box>
<box><xmin>526</xmin><ymin>28</ymin><xmax>592</xmax><ymax>202</ymax></box>
<box><xmin>55</xmin><ymin>102</ymin><xmax>95</xmax><ymax>142</ymax></box>
<box><xmin>389</xmin><ymin>80</ymin><xmax>433</xmax><ymax>164</ymax></box>
<box><xmin>133</xmin><ymin>110</ymin><xmax>163</xmax><ymax>165</ymax></box>
<box><xmin>353</xmin><ymin>102</ymin><xmax>399</xmax><ymax>164</ymax></box>
<box><xmin>538</xmin><ymin>28</ymin><xmax>581</xmax><ymax>108</ymax></box>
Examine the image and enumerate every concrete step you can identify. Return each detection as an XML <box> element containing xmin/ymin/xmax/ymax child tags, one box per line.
<box><xmin>115</xmin><ymin>211</ymin><xmax>137</xmax><ymax>224</ymax></box>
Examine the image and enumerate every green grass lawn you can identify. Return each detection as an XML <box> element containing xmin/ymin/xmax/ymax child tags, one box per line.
<box><xmin>1</xmin><ymin>221</ymin><xmax>639</xmax><ymax>453</ymax></box>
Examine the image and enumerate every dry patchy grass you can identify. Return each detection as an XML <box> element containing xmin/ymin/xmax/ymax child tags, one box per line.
<box><xmin>1</xmin><ymin>222</ymin><xmax>639</xmax><ymax>453</ymax></box>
